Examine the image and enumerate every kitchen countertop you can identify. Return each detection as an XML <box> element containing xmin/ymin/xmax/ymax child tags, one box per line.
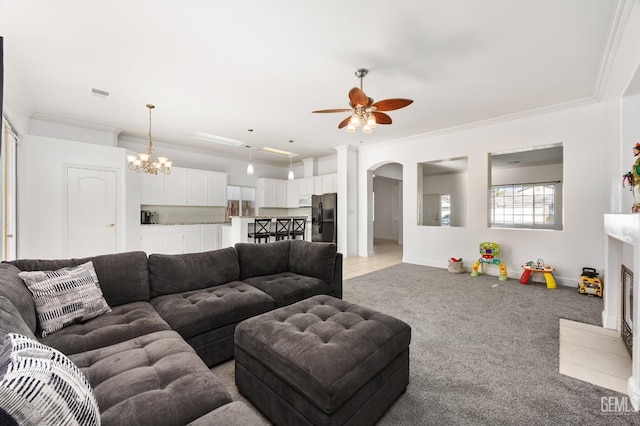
<box><xmin>141</xmin><ymin>222</ymin><xmax>227</xmax><ymax>226</ymax></box>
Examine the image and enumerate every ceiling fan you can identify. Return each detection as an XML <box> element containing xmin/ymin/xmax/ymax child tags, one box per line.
<box><xmin>312</xmin><ymin>68</ymin><xmax>413</xmax><ymax>133</ymax></box>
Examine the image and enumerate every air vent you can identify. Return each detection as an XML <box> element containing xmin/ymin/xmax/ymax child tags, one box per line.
<box><xmin>91</xmin><ymin>88</ymin><xmax>110</xmax><ymax>98</ymax></box>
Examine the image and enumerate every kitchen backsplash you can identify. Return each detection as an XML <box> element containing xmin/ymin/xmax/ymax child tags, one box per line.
<box><xmin>142</xmin><ymin>205</ymin><xmax>226</xmax><ymax>224</ymax></box>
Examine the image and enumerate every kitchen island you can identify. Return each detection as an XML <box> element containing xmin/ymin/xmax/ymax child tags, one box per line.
<box><xmin>229</xmin><ymin>216</ymin><xmax>311</xmax><ymax>245</ymax></box>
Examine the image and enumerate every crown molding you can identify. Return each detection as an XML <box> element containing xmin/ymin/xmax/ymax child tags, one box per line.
<box><xmin>595</xmin><ymin>0</ymin><xmax>636</xmax><ymax>99</ymax></box>
<box><xmin>30</xmin><ymin>112</ymin><xmax>121</xmax><ymax>135</ymax></box>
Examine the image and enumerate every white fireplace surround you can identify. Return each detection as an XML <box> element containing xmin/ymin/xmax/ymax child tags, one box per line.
<box><xmin>604</xmin><ymin>213</ymin><xmax>640</xmax><ymax>409</ymax></box>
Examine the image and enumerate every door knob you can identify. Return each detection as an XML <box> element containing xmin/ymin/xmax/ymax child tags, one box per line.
<box><xmin>107</xmin><ymin>224</ymin><xmax>116</xmax><ymax>228</ymax></box>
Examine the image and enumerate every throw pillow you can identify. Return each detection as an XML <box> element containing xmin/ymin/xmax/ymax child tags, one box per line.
<box><xmin>18</xmin><ymin>261</ymin><xmax>111</xmax><ymax>337</ymax></box>
<box><xmin>0</xmin><ymin>333</ymin><xmax>100</xmax><ymax>425</ymax></box>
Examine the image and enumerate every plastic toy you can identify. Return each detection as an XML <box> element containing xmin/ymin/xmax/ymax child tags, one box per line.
<box><xmin>578</xmin><ymin>267</ymin><xmax>602</xmax><ymax>297</ymax></box>
<box><xmin>520</xmin><ymin>258</ymin><xmax>556</xmax><ymax>289</ymax></box>
<box><xmin>470</xmin><ymin>242</ymin><xmax>508</xmax><ymax>281</ymax></box>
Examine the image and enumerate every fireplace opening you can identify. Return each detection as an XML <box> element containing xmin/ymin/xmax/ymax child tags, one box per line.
<box><xmin>622</xmin><ymin>264</ymin><xmax>633</xmax><ymax>357</ymax></box>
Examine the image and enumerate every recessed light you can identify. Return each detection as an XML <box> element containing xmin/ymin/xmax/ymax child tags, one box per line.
<box><xmin>190</xmin><ymin>131</ymin><xmax>244</xmax><ymax>147</ymax></box>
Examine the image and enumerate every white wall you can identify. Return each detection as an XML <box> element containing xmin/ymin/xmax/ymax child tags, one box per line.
<box><xmin>359</xmin><ymin>103</ymin><xmax>605</xmax><ymax>286</ymax></box>
<box><xmin>17</xmin><ymin>135</ymin><xmax>127</xmax><ymax>259</ymax></box>
<box><xmin>422</xmin><ymin>172</ymin><xmax>468</xmax><ymax>227</ymax></box>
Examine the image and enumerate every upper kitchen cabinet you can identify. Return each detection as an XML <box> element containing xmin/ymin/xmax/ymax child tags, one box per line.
<box><xmin>321</xmin><ymin>173</ymin><xmax>337</xmax><ymax>194</ymax></box>
<box><xmin>208</xmin><ymin>172</ymin><xmax>228</xmax><ymax>206</ymax></box>
<box><xmin>140</xmin><ymin>170</ymin><xmax>166</xmax><ymax>205</ymax></box>
<box><xmin>256</xmin><ymin>177</ymin><xmax>287</xmax><ymax>208</ymax></box>
<box><xmin>140</xmin><ymin>166</ymin><xmax>228</xmax><ymax>206</ymax></box>
<box><xmin>165</xmin><ymin>168</ymin><xmax>188</xmax><ymax>205</ymax></box>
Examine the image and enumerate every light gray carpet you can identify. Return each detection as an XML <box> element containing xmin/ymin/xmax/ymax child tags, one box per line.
<box><xmin>212</xmin><ymin>263</ymin><xmax>640</xmax><ymax>425</ymax></box>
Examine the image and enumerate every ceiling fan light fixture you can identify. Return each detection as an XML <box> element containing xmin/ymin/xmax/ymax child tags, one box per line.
<box><xmin>349</xmin><ymin>115</ymin><xmax>360</xmax><ymax>126</ymax></box>
<box><xmin>346</xmin><ymin>124</ymin><xmax>356</xmax><ymax>133</ymax></box>
<box><xmin>362</xmin><ymin>125</ymin><xmax>372</xmax><ymax>134</ymax></box>
<box><xmin>366</xmin><ymin>115</ymin><xmax>376</xmax><ymax>127</ymax></box>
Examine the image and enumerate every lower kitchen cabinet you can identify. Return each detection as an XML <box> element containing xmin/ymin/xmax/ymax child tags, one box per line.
<box><xmin>141</xmin><ymin>224</ymin><xmax>220</xmax><ymax>254</ymax></box>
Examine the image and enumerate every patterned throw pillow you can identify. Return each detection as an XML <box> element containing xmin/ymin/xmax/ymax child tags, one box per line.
<box><xmin>0</xmin><ymin>333</ymin><xmax>101</xmax><ymax>425</ymax></box>
<box><xmin>18</xmin><ymin>261</ymin><xmax>111</xmax><ymax>337</ymax></box>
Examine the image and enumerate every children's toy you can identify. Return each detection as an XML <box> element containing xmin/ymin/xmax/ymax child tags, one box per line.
<box><xmin>470</xmin><ymin>242</ymin><xmax>508</xmax><ymax>281</ymax></box>
<box><xmin>520</xmin><ymin>259</ymin><xmax>556</xmax><ymax>289</ymax></box>
<box><xmin>578</xmin><ymin>267</ymin><xmax>602</xmax><ymax>297</ymax></box>
<box><xmin>448</xmin><ymin>257</ymin><xmax>463</xmax><ymax>273</ymax></box>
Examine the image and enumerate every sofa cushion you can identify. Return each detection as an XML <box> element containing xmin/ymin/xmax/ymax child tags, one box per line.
<box><xmin>39</xmin><ymin>301</ymin><xmax>171</xmax><ymax>356</ymax></box>
<box><xmin>236</xmin><ymin>240</ymin><xmax>290</xmax><ymax>280</ymax></box>
<box><xmin>148</xmin><ymin>247</ymin><xmax>240</xmax><ymax>297</ymax></box>
<box><xmin>0</xmin><ymin>333</ymin><xmax>100</xmax><ymax>426</ymax></box>
<box><xmin>70</xmin><ymin>330</ymin><xmax>233</xmax><ymax>426</ymax></box>
<box><xmin>19</xmin><ymin>261</ymin><xmax>111</xmax><ymax>337</ymax></box>
<box><xmin>151</xmin><ymin>281</ymin><xmax>274</xmax><ymax>340</ymax></box>
<box><xmin>187</xmin><ymin>401</ymin><xmax>267</xmax><ymax>426</ymax></box>
<box><xmin>289</xmin><ymin>240</ymin><xmax>337</xmax><ymax>284</ymax></box>
<box><xmin>0</xmin><ymin>298</ymin><xmax>37</xmax><ymax>343</ymax></box>
<box><xmin>243</xmin><ymin>272</ymin><xmax>329</xmax><ymax>307</ymax></box>
<box><xmin>0</xmin><ymin>264</ymin><xmax>36</xmax><ymax>333</ymax></box>
<box><xmin>10</xmin><ymin>251</ymin><xmax>150</xmax><ymax>306</ymax></box>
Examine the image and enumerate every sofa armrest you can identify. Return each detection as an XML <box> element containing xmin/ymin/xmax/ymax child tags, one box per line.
<box><xmin>329</xmin><ymin>253</ymin><xmax>343</xmax><ymax>299</ymax></box>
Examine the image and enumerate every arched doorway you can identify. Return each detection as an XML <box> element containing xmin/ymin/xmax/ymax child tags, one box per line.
<box><xmin>368</xmin><ymin>162</ymin><xmax>403</xmax><ymax>259</ymax></box>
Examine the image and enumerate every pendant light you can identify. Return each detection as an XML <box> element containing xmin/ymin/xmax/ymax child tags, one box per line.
<box><xmin>246</xmin><ymin>145</ymin><xmax>254</xmax><ymax>176</ymax></box>
<box><xmin>288</xmin><ymin>156</ymin><xmax>294</xmax><ymax>180</ymax></box>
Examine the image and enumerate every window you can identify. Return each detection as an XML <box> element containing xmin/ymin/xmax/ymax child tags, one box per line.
<box><xmin>225</xmin><ymin>185</ymin><xmax>255</xmax><ymax>221</ymax></box>
<box><xmin>490</xmin><ymin>182</ymin><xmax>562</xmax><ymax>229</ymax></box>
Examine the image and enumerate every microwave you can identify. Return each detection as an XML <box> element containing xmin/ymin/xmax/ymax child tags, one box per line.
<box><xmin>298</xmin><ymin>194</ymin><xmax>312</xmax><ymax>207</ymax></box>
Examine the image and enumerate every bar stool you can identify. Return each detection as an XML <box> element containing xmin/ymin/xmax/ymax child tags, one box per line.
<box><xmin>248</xmin><ymin>218</ymin><xmax>271</xmax><ymax>243</ymax></box>
<box><xmin>290</xmin><ymin>217</ymin><xmax>306</xmax><ymax>240</ymax></box>
<box><xmin>270</xmin><ymin>218</ymin><xmax>292</xmax><ymax>241</ymax></box>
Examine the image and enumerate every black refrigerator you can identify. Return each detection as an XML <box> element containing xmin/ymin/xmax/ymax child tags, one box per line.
<box><xmin>312</xmin><ymin>193</ymin><xmax>337</xmax><ymax>243</ymax></box>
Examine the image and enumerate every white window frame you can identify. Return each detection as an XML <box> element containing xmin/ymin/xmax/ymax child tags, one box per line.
<box><xmin>490</xmin><ymin>181</ymin><xmax>562</xmax><ymax>230</ymax></box>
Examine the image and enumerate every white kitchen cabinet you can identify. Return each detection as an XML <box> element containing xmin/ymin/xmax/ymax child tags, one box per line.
<box><xmin>161</xmin><ymin>226</ymin><xmax>184</xmax><ymax>254</ymax></box>
<box><xmin>140</xmin><ymin>172</ymin><xmax>166</xmax><ymax>205</ymax></box>
<box><xmin>141</xmin><ymin>224</ymin><xmax>220</xmax><ymax>254</ymax></box>
<box><xmin>182</xmin><ymin>225</ymin><xmax>202</xmax><ymax>254</ymax></box>
<box><xmin>140</xmin><ymin>226</ymin><xmax>164</xmax><ymax>254</ymax></box>
<box><xmin>274</xmin><ymin>179</ymin><xmax>287</xmax><ymax>207</ymax></box>
<box><xmin>286</xmin><ymin>179</ymin><xmax>299</xmax><ymax>207</ymax></box>
<box><xmin>165</xmin><ymin>168</ymin><xmax>188</xmax><ymax>205</ymax></box>
<box><xmin>321</xmin><ymin>173</ymin><xmax>337</xmax><ymax>194</ymax></box>
<box><xmin>313</xmin><ymin>176</ymin><xmax>323</xmax><ymax>195</ymax></box>
<box><xmin>188</xmin><ymin>170</ymin><xmax>209</xmax><ymax>206</ymax></box>
<box><xmin>257</xmin><ymin>178</ymin><xmax>287</xmax><ymax>208</ymax></box>
<box><xmin>304</xmin><ymin>177</ymin><xmax>315</xmax><ymax>195</ymax></box>
<box><xmin>208</xmin><ymin>172</ymin><xmax>228</xmax><ymax>206</ymax></box>
<box><xmin>201</xmin><ymin>224</ymin><xmax>220</xmax><ymax>251</ymax></box>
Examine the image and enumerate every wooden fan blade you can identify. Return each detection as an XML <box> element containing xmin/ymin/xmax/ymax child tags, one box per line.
<box><xmin>373</xmin><ymin>111</ymin><xmax>392</xmax><ymax>125</ymax></box>
<box><xmin>312</xmin><ymin>108</ymin><xmax>353</xmax><ymax>113</ymax></box>
<box><xmin>372</xmin><ymin>98</ymin><xmax>414</xmax><ymax>111</ymax></box>
<box><xmin>338</xmin><ymin>116</ymin><xmax>351</xmax><ymax>129</ymax></box>
<box><xmin>348</xmin><ymin>87</ymin><xmax>369</xmax><ymax>107</ymax></box>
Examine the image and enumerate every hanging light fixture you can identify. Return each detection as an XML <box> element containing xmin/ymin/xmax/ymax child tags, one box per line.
<box><xmin>127</xmin><ymin>104</ymin><xmax>172</xmax><ymax>175</ymax></box>
<box><xmin>246</xmin><ymin>145</ymin><xmax>254</xmax><ymax>176</ymax></box>
<box><xmin>288</xmin><ymin>156</ymin><xmax>295</xmax><ymax>180</ymax></box>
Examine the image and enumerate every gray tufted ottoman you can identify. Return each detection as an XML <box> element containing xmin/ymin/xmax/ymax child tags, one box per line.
<box><xmin>234</xmin><ymin>294</ymin><xmax>411</xmax><ymax>425</ymax></box>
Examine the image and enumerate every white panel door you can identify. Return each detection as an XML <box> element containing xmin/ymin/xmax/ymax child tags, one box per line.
<box><xmin>67</xmin><ymin>167</ymin><xmax>117</xmax><ymax>257</ymax></box>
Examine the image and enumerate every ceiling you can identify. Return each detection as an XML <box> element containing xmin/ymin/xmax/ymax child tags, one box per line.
<box><xmin>0</xmin><ymin>0</ymin><xmax>621</xmax><ymax>166</ymax></box>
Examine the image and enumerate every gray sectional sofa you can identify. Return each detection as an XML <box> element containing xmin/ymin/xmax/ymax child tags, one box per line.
<box><xmin>0</xmin><ymin>239</ymin><xmax>342</xmax><ymax>425</ymax></box>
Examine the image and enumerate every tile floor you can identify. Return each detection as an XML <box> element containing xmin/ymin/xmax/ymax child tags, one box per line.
<box><xmin>559</xmin><ymin>318</ymin><xmax>632</xmax><ymax>394</ymax></box>
<box><xmin>343</xmin><ymin>239</ymin><xmax>403</xmax><ymax>280</ymax></box>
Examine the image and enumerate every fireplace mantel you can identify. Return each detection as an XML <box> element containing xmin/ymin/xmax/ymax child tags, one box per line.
<box><xmin>604</xmin><ymin>213</ymin><xmax>640</xmax><ymax>409</ymax></box>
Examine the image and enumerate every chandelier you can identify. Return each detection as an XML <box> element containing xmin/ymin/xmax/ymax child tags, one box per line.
<box><xmin>127</xmin><ymin>104</ymin><xmax>172</xmax><ymax>175</ymax></box>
